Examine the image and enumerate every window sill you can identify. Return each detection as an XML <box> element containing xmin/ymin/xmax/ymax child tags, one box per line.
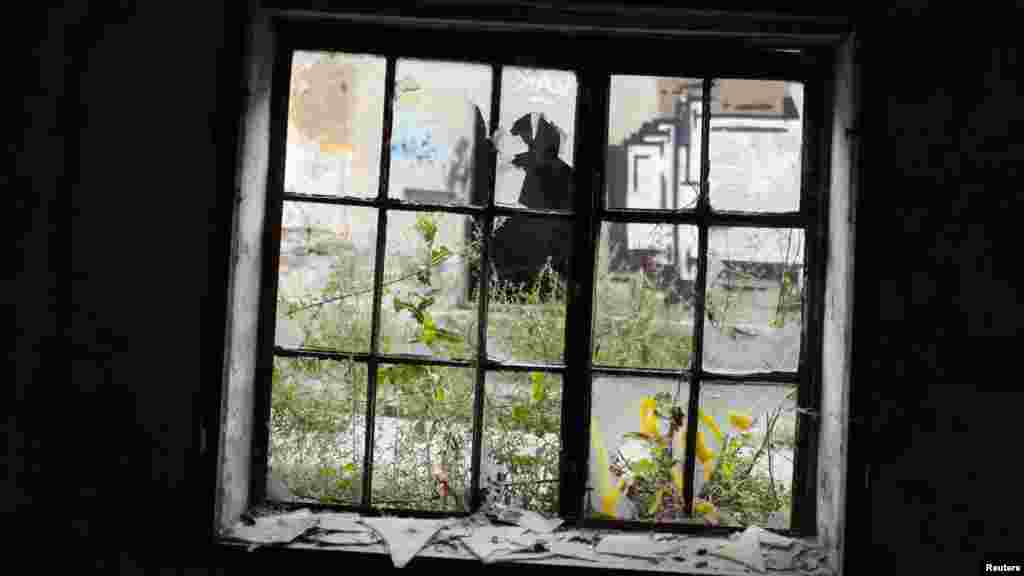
<box><xmin>215</xmin><ymin>517</ymin><xmax>833</xmax><ymax>576</ymax></box>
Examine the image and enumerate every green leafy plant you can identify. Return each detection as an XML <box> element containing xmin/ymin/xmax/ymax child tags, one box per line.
<box><xmin>591</xmin><ymin>388</ymin><xmax>796</xmax><ymax>526</ymax></box>
<box><xmin>270</xmin><ymin>212</ymin><xmax>794</xmax><ymax>524</ymax></box>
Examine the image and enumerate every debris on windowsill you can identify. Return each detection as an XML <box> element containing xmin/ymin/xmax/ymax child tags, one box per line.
<box><xmin>546</xmin><ymin>540</ymin><xmax>601</xmax><ymax>562</ymax></box>
<box><xmin>595</xmin><ymin>533</ymin><xmax>683</xmax><ymax>559</ymax></box>
<box><xmin>492</xmin><ymin>506</ymin><xmax>564</xmax><ymax>534</ymax></box>
<box><xmin>359</xmin><ymin>517</ymin><xmax>446</xmax><ymax>569</ymax></box>
<box><xmin>222</xmin><ymin>508</ymin><xmax>318</xmax><ymax>549</ymax></box>
<box><xmin>309</xmin><ymin>531</ymin><xmax>382</xmax><ymax>547</ymax></box>
<box><xmin>315</xmin><ymin>512</ymin><xmax>365</xmax><ymax>533</ymax></box>
<box><xmin>221</xmin><ymin>508</ymin><xmax>834</xmax><ymax>574</ymax></box>
<box><xmin>711</xmin><ymin>525</ymin><xmax>766</xmax><ymax>572</ymax></box>
<box><xmin>462</xmin><ymin>525</ymin><xmax>535</xmax><ymax>563</ymax></box>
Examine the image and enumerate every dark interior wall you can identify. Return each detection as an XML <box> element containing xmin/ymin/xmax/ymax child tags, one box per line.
<box><xmin>17</xmin><ymin>2</ymin><xmax>1016</xmax><ymax>572</ymax></box>
<box><xmin>55</xmin><ymin>3</ymin><xmax>241</xmax><ymax>568</ymax></box>
<box><xmin>849</xmin><ymin>12</ymin><xmax>1023</xmax><ymax>573</ymax></box>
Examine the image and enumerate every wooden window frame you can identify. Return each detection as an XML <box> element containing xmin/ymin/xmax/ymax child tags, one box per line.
<box><xmin>247</xmin><ymin>16</ymin><xmax>834</xmax><ymax>538</ymax></box>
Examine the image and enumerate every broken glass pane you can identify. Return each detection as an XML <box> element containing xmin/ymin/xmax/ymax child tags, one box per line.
<box><xmin>482</xmin><ymin>371</ymin><xmax>562</xmax><ymax>515</ymax></box>
<box><xmin>285</xmin><ymin>51</ymin><xmax>386</xmax><ymax>198</ymax></box>
<box><xmin>606</xmin><ymin>76</ymin><xmax>702</xmax><ymax>210</ymax></box>
<box><xmin>388</xmin><ymin>59</ymin><xmax>492</xmax><ymax>205</ymax></box>
<box><xmin>372</xmin><ymin>365</ymin><xmax>476</xmax><ymax>512</ymax></box>
<box><xmin>380</xmin><ymin>211</ymin><xmax>479</xmax><ymax>358</ymax></box>
<box><xmin>696</xmin><ymin>383</ymin><xmax>797</xmax><ymax>528</ymax></box>
<box><xmin>708</xmin><ymin>79</ymin><xmax>804</xmax><ymax>213</ymax></box>
<box><xmin>494</xmin><ymin>67</ymin><xmax>577</xmax><ymax>210</ymax></box>
<box><xmin>269</xmin><ymin>357</ymin><xmax>367</xmax><ymax>505</ymax></box>
<box><xmin>592</xmin><ymin>222</ymin><xmax>696</xmax><ymax>369</ymax></box>
<box><xmin>587</xmin><ymin>375</ymin><xmax>691</xmax><ymax>522</ymax></box>
<box><xmin>703</xmin><ymin>227</ymin><xmax>804</xmax><ymax>374</ymax></box>
<box><xmin>487</xmin><ymin>216</ymin><xmax>573</xmax><ymax>364</ymax></box>
<box><xmin>276</xmin><ymin>202</ymin><xmax>378</xmax><ymax>352</ymax></box>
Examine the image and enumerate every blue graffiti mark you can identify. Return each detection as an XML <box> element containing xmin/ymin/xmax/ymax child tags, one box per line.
<box><xmin>391</xmin><ymin>112</ymin><xmax>448</xmax><ymax>163</ymax></box>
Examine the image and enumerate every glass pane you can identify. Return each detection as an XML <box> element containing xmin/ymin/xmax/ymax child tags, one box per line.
<box><xmin>703</xmin><ymin>227</ymin><xmax>804</xmax><ymax>374</ymax></box>
<box><xmin>487</xmin><ymin>216</ymin><xmax>572</xmax><ymax>364</ymax></box>
<box><xmin>380</xmin><ymin>211</ymin><xmax>479</xmax><ymax>358</ymax></box>
<box><xmin>482</xmin><ymin>371</ymin><xmax>562</xmax><ymax>514</ymax></box>
<box><xmin>592</xmin><ymin>222</ymin><xmax>696</xmax><ymax>369</ymax></box>
<box><xmin>588</xmin><ymin>375</ymin><xmax>691</xmax><ymax>522</ymax></box>
<box><xmin>276</xmin><ymin>202</ymin><xmax>378</xmax><ymax>352</ymax></box>
<box><xmin>388</xmin><ymin>59</ymin><xmax>492</xmax><ymax>205</ymax></box>
<box><xmin>372</xmin><ymin>365</ymin><xmax>476</xmax><ymax>512</ymax></box>
<box><xmin>494</xmin><ymin>67</ymin><xmax>577</xmax><ymax>210</ymax></box>
<box><xmin>269</xmin><ymin>357</ymin><xmax>367</xmax><ymax>505</ymax></box>
<box><xmin>285</xmin><ymin>51</ymin><xmax>386</xmax><ymax>198</ymax></box>
<box><xmin>606</xmin><ymin>76</ymin><xmax>702</xmax><ymax>210</ymax></box>
<box><xmin>696</xmin><ymin>383</ymin><xmax>797</xmax><ymax>528</ymax></box>
<box><xmin>708</xmin><ymin>79</ymin><xmax>804</xmax><ymax>213</ymax></box>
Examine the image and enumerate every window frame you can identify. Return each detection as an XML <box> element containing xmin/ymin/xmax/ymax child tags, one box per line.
<box><xmin>250</xmin><ymin>16</ymin><xmax>833</xmax><ymax>537</ymax></box>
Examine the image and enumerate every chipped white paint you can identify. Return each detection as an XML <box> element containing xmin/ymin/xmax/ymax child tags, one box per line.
<box><xmin>217</xmin><ymin>8</ymin><xmax>274</xmax><ymax>530</ymax></box>
<box><xmin>819</xmin><ymin>34</ymin><xmax>858</xmax><ymax>575</ymax></box>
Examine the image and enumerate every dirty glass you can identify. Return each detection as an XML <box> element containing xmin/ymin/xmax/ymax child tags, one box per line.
<box><xmin>388</xmin><ymin>59</ymin><xmax>492</xmax><ymax>205</ymax></box>
<box><xmin>379</xmin><ymin>211</ymin><xmax>479</xmax><ymax>358</ymax></box>
<box><xmin>481</xmin><ymin>371</ymin><xmax>562</xmax><ymax>515</ymax></box>
<box><xmin>695</xmin><ymin>383</ymin><xmax>797</xmax><ymax>528</ymax></box>
<box><xmin>606</xmin><ymin>76</ymin><xmax>703</xmax><ymax>211</ymax></box>
<box><xmin>285</xmin><ymin>51</ymin><xmax>386</xmax><ymax>198</ymax></box>
<box><xmin>708</xmin><ymin>79</ymin><xmax>804</xmax><ymax>213</ymax></box>
<box><xmin>592</xmin><ymin>222</ymin><xmax>696</xmax><ymax>369</ymax></box>
<box><xmin>372</xmin><ymin>365</ymin><xmax>476</xmax><ymax>512</ymax></box>
<box><xmin>494</xmin><ymin>67</ymin><xmax>577</xmax><ymax>210</ymax></box>
<box><xmin>275</xmin><ymin>202</ymin><xmax>378</xmax><ymax>352</ymax></box>
<box><xmin>702</xmin><ymin>227</ymin><xmax>804</xmax><ymax>374</ymax></box>
<box><xmin>269</xmin><ymin>357</ymin><xmax>367</xmax><ymax>505</ymax></box>
<box><xmin>587</xmin><ymin>375</ymin><xmax>691</xmax><ymax>522</ymax></box>
<box><xmin>486</xmin><ymin>216</ymin><xmax>573</xmax><ymax>364</ymax></box>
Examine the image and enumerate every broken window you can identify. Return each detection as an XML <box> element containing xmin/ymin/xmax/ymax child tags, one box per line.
<box><xmin>257</xmin><ymin>26</ymin><xmax>826</xmax><ymax>537</ymax></box>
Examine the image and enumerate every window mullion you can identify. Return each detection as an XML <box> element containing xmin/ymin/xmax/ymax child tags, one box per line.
<box><xmin>560</xmin><ymin>69</ymin><xmax>608</xmax><ymax>521</ymax></box>
<box><xmin>467</xmin><ymin>64</ymin><xmax>502</xmax><ymax>512</ymax></box>
<box><xmin>361</xmin><ymin>56</ymin><xmax>397</xmax><ymax>508</ymax></box>
<box><xmin>682</xmin><ymin>77</ymin><xmax>714</xmax><ymax>518</ymax></box>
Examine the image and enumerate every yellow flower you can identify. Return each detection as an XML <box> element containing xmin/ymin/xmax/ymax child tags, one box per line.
<box><xmin>671</xmin><ymin>462</ymin><xmax>684</xmax><ymax>494</ymax></box>
<box><xmin>699</xmin><ymin>409</ymin><xmax>724</xmax><ymax>443</ymax></box>
<box><xmin>639</xmin><ymin>397</ymin><xmax>661</xmax><ymax>442</ymax></box>
<box><xmin>695</xmin><ymin>498</ymin><xmax>720</xmax><ymax>525</ymax></box>
<box><xmin>728</xmin><ymin>411</ymin><xmax>754</xmax><ymax>431</ymax></box>
<box><xmin>704</xmin><ymin>463</ymin><xmax>714</xmax><ymax>482</ymax></box>
<box><xmin>696</xmin><ymin>430</ymin><xmax>714</xmax><ymax>464</ymax></box>
<box><xmin>694</xmin><ymin>499</ymin><xmax>716</xmax><ymax>515</ymax></box>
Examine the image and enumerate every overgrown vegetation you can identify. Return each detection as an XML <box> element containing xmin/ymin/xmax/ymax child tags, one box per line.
<box><xmin>270</xmin><ymin>213</ymin><xmax>797</xmax><ymax>525</ymax></box>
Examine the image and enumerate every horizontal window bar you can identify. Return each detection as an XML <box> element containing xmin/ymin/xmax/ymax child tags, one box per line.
<box><xmin>274</xmin><ymin>347</ymin><xmax>474</xmax><ymax>369</ymax></box>
<box><xmin>599</xmin><ymin>208</ymin><xmax>809</xmax><ymax>227</ymax></box>
<box><xmin>481</xmin><ymin>361</ymin><xmax>566</xmax><ymax>374</ymax></box>
<box><xmin>274</xmin><ymin>347</ymin><xmax>570</xmax><ymax>373</ymax></box>
<box><xmin>282</xmin><ymin>193</ymin><xmax>576</xmax><ymax>220</ymax></box>
<box><xmin>276</xmin><ymin>19</ymin><xmax>834</xmax><ymax>79</ymax></box>
<box><xmin>264</xmin><ymin>500</ymin><xmax>471</xmax><ymax>520</ymax></box>
<box><xmin>581</xmin><ymin>517</ymin><xmax>746</xmax><ymax>536</ymax></box>
<box><xmin>590</xmin><ymin>365</ymin><xmax>692</xmax><ymax>380</ymax></box>
<box><xmin>700</xmin><ymin>371</ymin><xmax>800</xmax><ymax>385</ymax></box>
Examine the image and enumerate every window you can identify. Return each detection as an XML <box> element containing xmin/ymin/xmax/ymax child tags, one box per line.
<box><xmin>231</xmin><ymin>17</ymin><xmax>836</xmax><ymax>538</ymax></box>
